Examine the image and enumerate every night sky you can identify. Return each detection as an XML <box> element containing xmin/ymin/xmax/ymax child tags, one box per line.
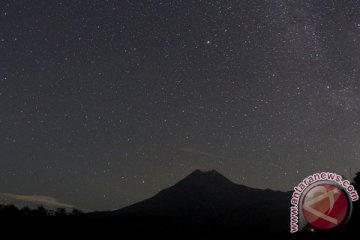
<box><xmin>1</xmin><ymin>0</ymin><xmax>360</xmax><ymax>211</ymax></box>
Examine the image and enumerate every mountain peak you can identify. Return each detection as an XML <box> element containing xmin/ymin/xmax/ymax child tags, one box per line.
<box><xmin>188</xmin><ymin>169</ymin><xmax>225</xmax><ymax>178</ymax></box>
<box><xmin>176</xmin><ymin>169</ymin><xmax>233</xmax><ymax>187</ymax></box>
<box><xmin>188</xmin><ymin>169</ymin><xmax>221</xmax><ymax>175</ymax></box>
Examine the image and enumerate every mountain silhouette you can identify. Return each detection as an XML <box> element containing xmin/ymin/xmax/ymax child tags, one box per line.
<box><xmin>2</xmin><ymin>170</ymin><xmax>359</xmax><ymax>239</ymax></box>
<box><xmin>118</xmin><ymin>170</ymin><xmax>290</xmax><ymax>218</ymax></box>
<box><xmin>90</xmin><ymin>170</ymin><xmax>292</xmax><ymax>238</ymax></box>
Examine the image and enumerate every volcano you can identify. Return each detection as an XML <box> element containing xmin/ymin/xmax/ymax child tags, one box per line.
<box><xmin>90</xmin><ymin>170</ymin><xmax>292</xmax><ymax>238</ymax></box>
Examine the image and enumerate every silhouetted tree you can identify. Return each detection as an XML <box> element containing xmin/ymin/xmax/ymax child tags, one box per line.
<box><xmin>353</xmin><ymin>172</ymin><xmax>360</xmax><ymax>191</ymax></box>
<box><xmin>54</xmin><ymin>207</ymin><xmax>66</xmax><ymax>217</ymax></box>
<box><xmin>71</xmin><ymin>208</ymin><xmax>83</xmax><ymax>215</ymax></box>
<box><xmin>21</xmin><ymin>206</ymin><xmax>31</xmax><ymax>216</ymax></box>
<box><xmin>0</xmin><ymin>204</ymin><xmax>20</xmax><ymax>217</ymax></box>
<box><xmin>349</xmin><ymin>171</ymin><xmax>360</xmax><ymax>233</ymax></box>
<box><xmin>35</xmin><ymin>205</ymin><xmax>48</xmax><ymax>216</ymax></box>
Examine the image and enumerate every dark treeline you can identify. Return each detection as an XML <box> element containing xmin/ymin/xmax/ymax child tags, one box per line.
<box><xmin>0</xmin><ymin>204</ymin><xmax>83</xmax><ymax>217</ymax></box>
<box><xmin>0</xmin><ymin>172</ymin><xmax>359</xmax><ymax>240</ymax></box>
<box><xmin>0</xmin><ymin>205</ymin><xmax>88</xmax><ymax>239</ymax></box>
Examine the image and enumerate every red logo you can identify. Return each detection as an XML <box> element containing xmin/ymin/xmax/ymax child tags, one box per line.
<box><xmin>301</xmin><ymin>183</ymin><xmax>350</xmax><ymax>230</ymax></box>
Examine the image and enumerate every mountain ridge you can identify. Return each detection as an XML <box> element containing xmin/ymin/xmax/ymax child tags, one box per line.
<box><xmin>90</xmin><ymin>169</ymin><xmax>291</xmax><ymax>233</ymax></box>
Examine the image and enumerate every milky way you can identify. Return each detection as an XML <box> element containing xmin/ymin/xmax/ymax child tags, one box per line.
<box><xmin>1</xmin><ymin>0</ymin><xmax>360</xmax><ymax>210</ymax></box>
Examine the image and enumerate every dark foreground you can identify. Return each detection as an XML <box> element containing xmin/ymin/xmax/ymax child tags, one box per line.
<box><xmin>0</xmin><ymin>204</ymin><xmax>359</xmax><ymax>240</ymax></box>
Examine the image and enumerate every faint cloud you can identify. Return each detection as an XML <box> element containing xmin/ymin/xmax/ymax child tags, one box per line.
<box><xmin>0</xmin><ymin>192</ymin><xmax>75</xmax><ymax>209</ymax></box>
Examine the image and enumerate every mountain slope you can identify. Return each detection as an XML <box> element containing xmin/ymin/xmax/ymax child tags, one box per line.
<box><xmin>91</xmin><ymin>170</ymin><xmax>291</xmax><ymax>236</ymax></box>
<box><xmin>119</xmin><ymin>170</ymin><xmax>289</xmax><ymax>217</ymax></box>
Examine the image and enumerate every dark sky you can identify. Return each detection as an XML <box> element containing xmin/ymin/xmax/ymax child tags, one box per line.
<box><xmin>1</xmin><ymin>0</ymin><xmax>360</xmax><ymax>211</ymax></box>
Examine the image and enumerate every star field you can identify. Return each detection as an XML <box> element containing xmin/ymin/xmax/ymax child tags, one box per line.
<box><xmin>1</xmin><ymin>0</ymin><xmax>360</xmax><ymax>210</ymax></box>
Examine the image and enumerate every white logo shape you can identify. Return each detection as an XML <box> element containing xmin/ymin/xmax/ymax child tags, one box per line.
<box><xmin>303</xmin><ymin>186</ymin><xmax>339</xmax><ymax>224</ymax></box>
